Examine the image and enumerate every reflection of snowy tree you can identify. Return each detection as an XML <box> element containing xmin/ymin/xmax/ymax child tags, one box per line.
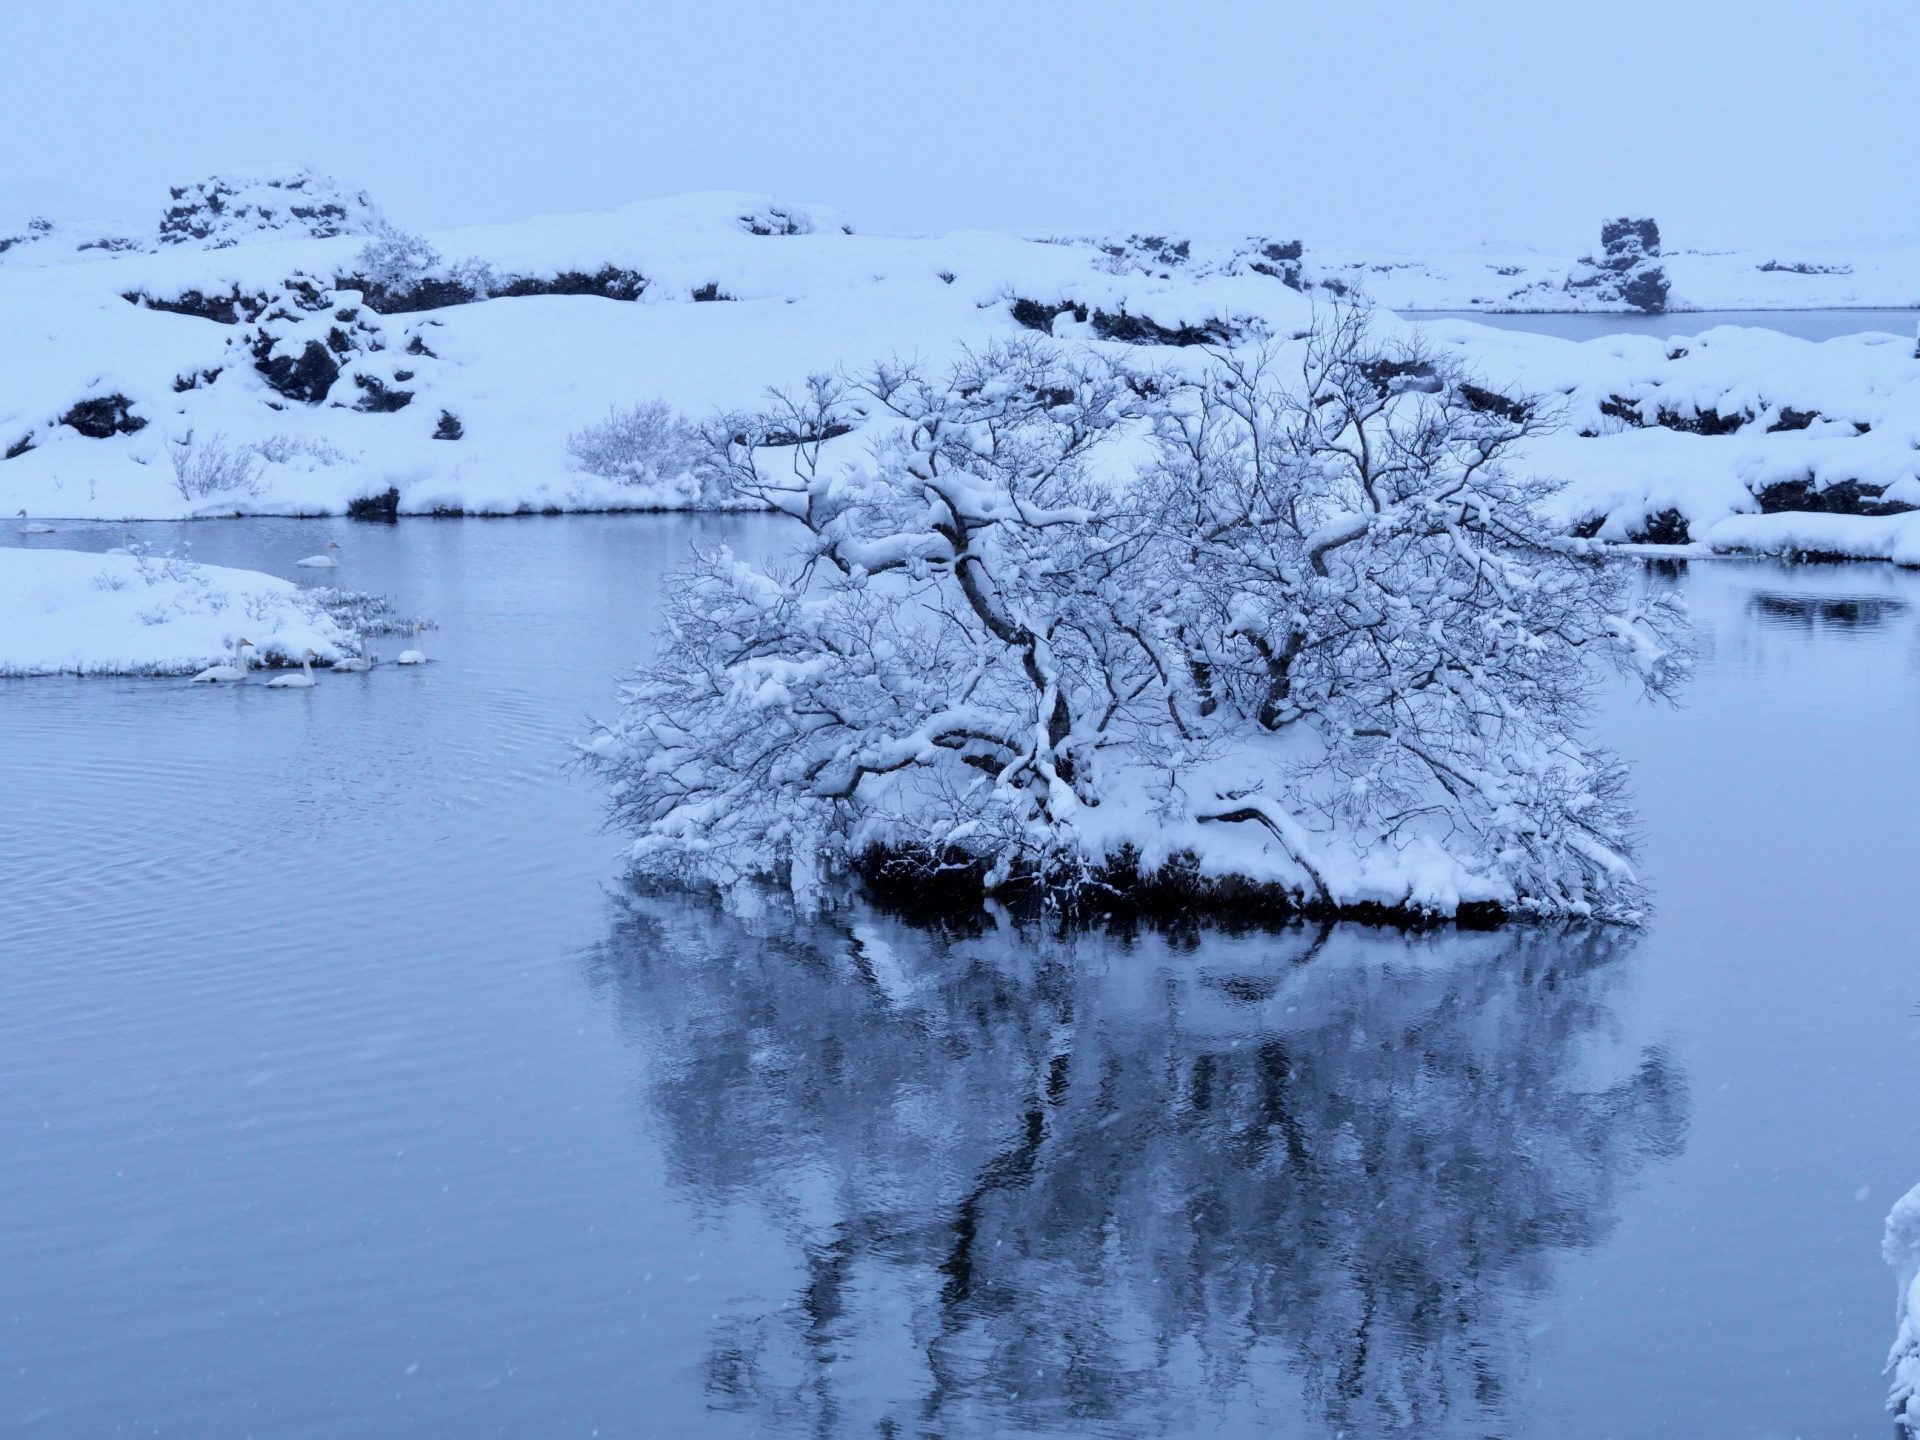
<box><xmin>585</xmin><ymin>902</ymin><xmax>1685</xmax><ymax>1437</ymax></box>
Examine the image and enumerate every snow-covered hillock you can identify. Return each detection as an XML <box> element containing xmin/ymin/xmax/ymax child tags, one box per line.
<box><xmin>1891</xmin><ymin>1184</ymin><xmax>1920</xmax><ymax>1434</ymax></box>
<box><xmin>0</xmin><ymin>544</ymin><xmax>352</xmax><ymax>676</ymax></box>
<box><xmin>2</xmin><ymin>171</ymin><xmax>1917</xmax><ymax>556</ymax></box>
<box><xmin>1418</xmin><ymin>321</ymin><xmax>1920</xmax><ymax>550</ymax></box>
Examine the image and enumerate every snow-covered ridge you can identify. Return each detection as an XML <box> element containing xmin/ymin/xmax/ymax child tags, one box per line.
<box><xmin>2</xmin><ymin>171</ymin><xmax>1917</xmax><ymax>554</ymax></box>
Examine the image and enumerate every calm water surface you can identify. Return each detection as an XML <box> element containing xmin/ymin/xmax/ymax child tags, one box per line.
<box><xmin>1399</xmin><ymin>308</ymin><xmax>1920</xmax><ymax>342</ymax></box>
<box><xmin>2</xmin><ymin>518</ymin><xmax>1916</xmax><ymax>1438</ymax></box>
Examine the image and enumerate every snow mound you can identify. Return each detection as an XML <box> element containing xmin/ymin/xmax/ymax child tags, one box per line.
<box><xmin>1890</xmin><ymin>1184</ymin><xmax>1920</xmax><ymax>1433</ymax></box>
<box><xmin>157</xmin><ymin>168</ymin><xmax>386</xmax><ymax>248</ymax></box>
<box><xmin>0</xmin><ymin>545</ymin><xmax>352</xmax><ymax>676</ymax></box>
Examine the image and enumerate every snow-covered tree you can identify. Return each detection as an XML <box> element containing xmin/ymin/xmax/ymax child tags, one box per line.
<box><xmin>584</xmin><ymin>306</ymin><xmax>1689</xmax><ymax>920</ymax></box>
<box><xmin>353</xmin><ymin>223</ymin><xmax>440</xmax><ymax>291</ymax></box>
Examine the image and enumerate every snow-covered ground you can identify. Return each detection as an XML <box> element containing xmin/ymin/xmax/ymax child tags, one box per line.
<box><xmin>0</xmin><ymin>544</ymin><xmax>353</xmax><ymax>676</ymax></box>
<box><xmin>1892</xmin><ymin>1185</ymin><xmax>1920</xmax><ymax>1434</ymax></box>
<box><xmin>3</xmin><ymin>170</ymin><xmax>1917</xmax><ymax>562</ymax></box>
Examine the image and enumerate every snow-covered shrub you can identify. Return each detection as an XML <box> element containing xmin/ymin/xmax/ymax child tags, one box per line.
<box><xmin>565</xmin><ymin>401</ymin><xmax>726</xmax><ymax>505</ymax></box>
<box><xmin>248</xmin><ymin>435</ymin><xmax>347</xmax><ymax>467</ymax></box>
<box><xmin>1890</xmin><ymin>1184</ymin><xmax>1920</xmax><ymax>1433</ymax></box>
<box><xmin>584</xmin><ymin>307</ymin><xmax>1690</xmax><ymax>920</ymax></box>
<box><xmin>168</xmin><ymin>431</ymin><xmax>263</xmax><ymax>501</ymax></box>
<box><xmin>354</xmin><ymin>224</ymin><xmax>441</xmax><ymax>291</ymax></box>
<box><xmin>446</xmin><ymin>254</ymin><xmax>498</xmax><ymax>299</ymax></box>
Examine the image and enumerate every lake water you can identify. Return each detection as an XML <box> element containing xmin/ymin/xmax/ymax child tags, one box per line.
<box><xmin>1399</xmin><ymin>308</ymin><xmax>1920</xmax><ymax>342</ymax></box>
<box><xmin>2</xmin><ymin>518</ymin><xmax>1916</xmax><ymax>1438</ymax></box>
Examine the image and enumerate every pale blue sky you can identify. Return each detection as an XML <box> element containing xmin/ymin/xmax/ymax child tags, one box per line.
<box><xmin>2</xmin><ymin>0</ymin><xmax>1911</xmax><ymax>251</ymax></box>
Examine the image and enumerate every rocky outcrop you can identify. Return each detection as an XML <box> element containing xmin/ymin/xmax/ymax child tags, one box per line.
<box><xmin>60</xmin><ymin>394</ymin><xmax>146</xmax><ymax>438</ymax></box>
<box><xmin>335</xmin><ymin>263</ymin><xmax>650</xmax><ymax>314</ymax></box>
<box><xmin>1567</xmin><ymin>217</ymin><xmax>1669</xmax><ymax>313</ymax></box>
<box><xmin>157</xmin><ymin>169</ymin><xmax>385</xmax><ymax>248</ymax></box>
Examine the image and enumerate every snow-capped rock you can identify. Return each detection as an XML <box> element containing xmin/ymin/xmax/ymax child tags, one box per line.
<box><xmin>156</xmin><ymin>168</ymin><xmax>385</xmax><ymax>248</ymax></box>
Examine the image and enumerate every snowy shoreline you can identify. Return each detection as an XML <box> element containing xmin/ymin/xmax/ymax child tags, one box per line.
<box><xmin>0</xmin><ymin>545</ymin><xmax>404</xmax><ymax>678</ymax></box>
<box><xmin>1</xmin><ymin>171</ymin><xmax>1916</xmax><ymax>566</ymax></box>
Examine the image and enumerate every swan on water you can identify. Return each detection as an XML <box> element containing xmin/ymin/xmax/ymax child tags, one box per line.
<box><xmin>265</xmin><ymin>650</ymin><xmax>318</xmax><ymax>688</ymax></box>
<box><xmin>190</xmin><ymin>637</ymin><xmax>254</xmax><ymax>683</ymax></box>
<box><xmin>106</xmin><ymin>531</ymin><xmax>139</xmax><ymax>555</ymax></box>
<box><xmin>396</xmin><ymin>622</ymin><xmax>427</xmax><ymax>666</ymax></box>
<box><xmin>16</xmin><ymin>509</ymin><xmax>54</xmax><ymax>534</ymax></box>
<box><xmin>295</xmin><ymin>541</ymin><xmax>341</xmax><ymax>568</ymax></box>
<box><xmin>331</xmin><ymin>633</ymin><xmax>374</xmax><ymax>673</ymax></box>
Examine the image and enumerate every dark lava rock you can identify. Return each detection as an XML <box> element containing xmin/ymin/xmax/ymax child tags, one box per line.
<box><xmin>336</xmin><ymin>274</ymin><xmax>477</xmax><ymax>314</ymax></box>
<box><xmin>689</xmin><ymin>282</ymin><xmax>734</xmax><ymax>301</ymax></box>
<box><xmin>1245</xmin><ymin>238</ymin><xmax>1305</xmax><ymax>290</ymax></box>
<box><xmin>255</xmin><ymin>339</ymin><xmax>340</xmax><ymax>404</ymax></box>
<box><xmin>1619</xmin><ymin>268</ymin><xmax>1671</xmax><ymax>312</ymax></box>
<box><xmin>1754</xmin><ymin>476</ymin><xmax>1916</xmax><ymax>517</ymax></box>
<box><xmin>1627</xmin><ymin>508</ymin><xmax>1690</xmax><ymax>545</ymax></box>
<box><xmin>347</xmin><ymin>487</ymin><xmax>401</xmax><ymax>521</ymax></box>
<box><xmin>1011</xmin><ymin>297</ymin><xmax>1086</xmax><ymax>333</ymax></box>
<box><xmin>1457</xmin><ymin>382</ymin><xmax>1531</xmax><ymax>424</ymax></box>
<box><xmin>1568</xmin><ymin>216</ymin><xmax>1669</xmax><ymax>313</ymax></box>
<box><xmin>1767</xmin><ymin>407</ymin><xmax>1820</xmax><ymax>433</ymax></box>
<box><xmin>405</xmin><ymin>334</ymin><xmax>436</xmax><ymax>358</ymax></box>
<box><xmin>123</xmin><ymin>287</ymin><xmax>268</xmax><ymax>325</ymax></box>
<box><xmin>1600</xmin><ymin>217</ymin><xmax>1660</xmax><ymax>257</ymax></box>
<box><xmin>1757</xmin><ymin>259</ymin><xmax>1852</xmax><ymax>275</ymax></box>
<box><xmin>350</xmin><ymin>374</ymin><xmax>413</xmax><ymax>413</ymax></box>
<box><xmin>433</xmin><ymin>410</ymin><xmax>464</xmax><ymax>440</ymax></box>
<box><xmin>171</xmin><ymin>367</ymin><xmax>222</xmax><ymax>393</ymax></box>
<box><xmin>1088</xmin><ymin>307</ymin><xmax>1232</xmax><ymax>347</ymax></box>
<box><xmin>60</xmin><ymin>394</ymin><xmax>147</xmax><ymax>438</ymax></box>
<box><xmin>492</xmin><ymin>266</ymin><xmax>648</xmax><ymax>302</ymax></box>
<box><xmin>4</xmin><ymin>434</ymin><xmax>33</xmax><ymax>460</ymax></box>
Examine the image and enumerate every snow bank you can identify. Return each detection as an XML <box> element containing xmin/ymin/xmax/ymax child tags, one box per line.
<box><xmin>1702</xmin><ymin>511</ymin><xmax>1920</xmax><ymax>567</ymax></box>
<box><xmin>2</xmin><ymin>171</ymin><xmax>1916</xmax><ymax>554</ymax></box>
<box><xmin>0</xmin><ymin>545</ymin><xmax>351</xmax><ymax>676</ymax></box>
<box><xmin>1891</xmin><ymin>1185</ymin><xmax>1920</xmax><ymax>1434</ymax></box>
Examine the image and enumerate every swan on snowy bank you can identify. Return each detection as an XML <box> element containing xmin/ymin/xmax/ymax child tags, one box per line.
<box><xmin>190</xmin><ymin>637</ymin><xmax>253</xmax><ymax>683</ymax></box>
<box><xmin>295</xmin><ymin>541</ymin><xmax>341</xmax><ymax>569</ymax></box>
<box><xmin>16</xmin><ymin>509</ymin><xmax>54</xmax><ymax>534</ymax></box>
<box><xmin>265</xmin><ymin>650</ymin><xmax>318</xmax><ymax>688</ymax></box>
<box><xmin>396</xmin><ymin>622</ymin><xmax>427</xmax><ymax>665</ymax></box>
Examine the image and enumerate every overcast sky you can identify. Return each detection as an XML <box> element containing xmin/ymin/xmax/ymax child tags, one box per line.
<box><xmin>2</xmin><ymin>0</ymin><xmax>1912</xmax><ymax>252</ymax></box>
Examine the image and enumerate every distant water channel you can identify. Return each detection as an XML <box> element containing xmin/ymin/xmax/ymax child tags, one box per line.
<box><xmin>2</xmin><ymin>517</ymin><xmax>1915</xmax><ymax>1437</ymax></box>
<box><xmin>1400</xmin><ymin>307</ymin><xmax>1920</xmax><ymax>342</ymax></box>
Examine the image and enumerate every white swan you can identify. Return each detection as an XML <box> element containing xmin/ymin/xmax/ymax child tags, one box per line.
<box><xmin>295</xmin><ymin>541</ymin><xmax>341</xmax><ymax>569</ymax></box>
<box><xmin>396</xmin><ymin>622</ymin><xmax>427</xmax><ymax>666</ymax></box>
<box><xmin>331</xmin><ymin>633</ymin><xmax>374</xmax><ymax>673</ymax></box>
<box><xmin>265</xmin><ymin>650</ymin><xmax>318</xmax><ymax>688</ymax></box>
<box><xmin>106</xmin><ymin>531</ymin><xmax>139</xmax><ymax>555</ymax></box>
<box><xmin>16</xmin><ymin>509</ymin><xmax>54</xmax><ymax>534</ymax></box>
<box><xmin>190</xmin><ymin>636</ymin><xmax>253</xmax><ymax>683</ymax></box>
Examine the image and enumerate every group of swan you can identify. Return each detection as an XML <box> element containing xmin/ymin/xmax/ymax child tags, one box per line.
<box><xmin>190</xmin><ymin>624</ymin><xmax>426</xmax><ymax>686</ymax></box>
